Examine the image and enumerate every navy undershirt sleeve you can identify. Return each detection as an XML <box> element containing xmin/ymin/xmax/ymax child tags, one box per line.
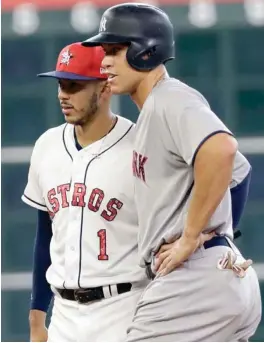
<box><xmin>231</xmin><ymin>168</ymin><xmax>252</xmax><ymax>229</ymax></box>
<box><xmin>30</xmin><ymin>127</ymin><xmax>80</xmax><ymax>312</ymax></box>
<box><xmin>31</xmin><ymin>210</ymin><xmax>53</xmax><ymax>312</ymax></box>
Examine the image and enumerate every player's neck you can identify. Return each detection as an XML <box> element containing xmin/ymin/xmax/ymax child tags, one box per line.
<box><xmin>131</xmin><ymin>65</ymin><xmax>168</xmax><ymax>110</ymax></box>
<box><xmin>75</xmin><ymin>110</ymin><xmax>116</xmax><ymax>148</ymax></box>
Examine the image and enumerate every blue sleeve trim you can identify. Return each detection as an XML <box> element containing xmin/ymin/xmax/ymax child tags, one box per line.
<box><xmin>31</xmin><ymin>210</ymin><xmax>53</xmax><ymax>312</ymax></box>
<box><xmin>192</xmin><ymin>130</ymin><xmax>234</xmax><ymax>166</ymax></box>
<box><xmin>231</xmin><ymin>168</ymin><xmax>252</xmax><ymax>229</ymax></box>
<box><xmin>23</xmin><ymin>194</ymin><xmax>46</xmax><ymax>209</ymax></box>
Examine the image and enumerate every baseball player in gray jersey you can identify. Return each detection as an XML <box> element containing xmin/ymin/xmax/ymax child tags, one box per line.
<box><xmin>83</xmin><ymin>3</ymin><xmax>262</xmax><ymax>342</ymax></box>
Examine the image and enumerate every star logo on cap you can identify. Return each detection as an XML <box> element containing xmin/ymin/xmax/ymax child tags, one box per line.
<box><xmin>99</xmin><ymin>17</ymin><xmax>107</xmax><ymax>32</ymax></box>
<box><xmin>60</xmin><ymin>49</ymin><xmax>73</xmax><ymax>65</ymax></box>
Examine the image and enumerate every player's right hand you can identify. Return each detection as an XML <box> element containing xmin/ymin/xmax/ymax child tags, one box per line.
<box><xmin>30</xmin><ymin>326</ymin><xmax>48</xmax><ymax>342</ymax></box>
<box><xmin>155</xmin><ymin>232</ymin><xmax>216</xmax><ymax>276</ymax></box>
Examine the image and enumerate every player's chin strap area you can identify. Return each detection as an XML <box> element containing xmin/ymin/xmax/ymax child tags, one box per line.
<box><xmin>56</xmin><ymin>283</ymin><xmax>132</xmax><ymax>304</ymax></box>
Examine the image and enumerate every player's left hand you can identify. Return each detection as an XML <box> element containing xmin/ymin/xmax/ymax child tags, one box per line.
<box><xmin>155</xmin><ymin>232</ymin><xmax>215</xmax><ymax>276</ymax></box>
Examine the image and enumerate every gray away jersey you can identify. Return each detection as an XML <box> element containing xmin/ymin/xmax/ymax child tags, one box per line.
<box><xmin>133</xmin><ymin>78</ymin><xmax>248</xmax><ymax>266</ymax></box>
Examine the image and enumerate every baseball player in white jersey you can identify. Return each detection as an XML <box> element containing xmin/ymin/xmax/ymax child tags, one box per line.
<box><xmin>22</xmin><ymin>42</ymin><xmax>148</xmax><ymax>342</ymax></box>
<box><xmin>83</xmin><ymin>3</ymin><xmax>262</xmax><ymax>341</ymax></box>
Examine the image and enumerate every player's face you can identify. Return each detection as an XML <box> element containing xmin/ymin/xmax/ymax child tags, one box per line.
<box><xmin>102</xmin><ymin>44</ymin><xmax>144</xmax><ymax>95</ymax></box>
<box><xmin>58</xmin><ymin>79</ymin><xmax>101</xmax><ymax>125</ymax></box>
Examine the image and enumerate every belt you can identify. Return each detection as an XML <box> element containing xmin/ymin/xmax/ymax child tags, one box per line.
<box><xmin>203</xmin><ymin>235</ymin><xmax>231</xmax><ymax>249</ymax></box>
<box><xmin>146</xmin><ymin>235</ymin><xmax>232</xmax><ymax>280</ymax></box>
<box><xmin>56</xmin><ymin>283</ymin><xmax>132</xmax><ymax>304</ymax></box>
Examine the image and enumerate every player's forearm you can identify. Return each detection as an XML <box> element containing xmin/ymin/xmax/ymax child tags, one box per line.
<box><xmin>183</xmin><ymin>135</ymin><xmax>237</xmax><ymax>240</ymax></box>
<box><xmin>29</xmin><ymin>309</ymin><xmax>47</xmax><ymax>328</ymax></box>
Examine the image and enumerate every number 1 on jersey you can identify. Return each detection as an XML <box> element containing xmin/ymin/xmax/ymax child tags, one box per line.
<box><xmin>97</xmin><ymin>229</ymin><xmax>109</xmax><ymax>260</ymax></box>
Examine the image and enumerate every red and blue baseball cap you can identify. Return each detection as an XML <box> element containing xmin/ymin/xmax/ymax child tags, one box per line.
<box><xmin>37</xmin><ymin>42</ymin><xmax>107</xmax><ymax>80</ymax></box>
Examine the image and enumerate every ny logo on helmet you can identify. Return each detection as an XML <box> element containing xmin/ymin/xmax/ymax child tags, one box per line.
<box><xmin>99</xmin><ymin>17</ymin><xmax>107</xmax><ymax>32</ymax></box>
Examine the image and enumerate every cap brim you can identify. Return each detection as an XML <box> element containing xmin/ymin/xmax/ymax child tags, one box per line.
<box><xmin>82</xmin><ymin>33</ymin><xmax>129</xmax><ymax>47</ymax></box>
<box><xmin>37</xmin><ymin>71</ymin><xmax>104</xmax><ymax>80</ymax></box>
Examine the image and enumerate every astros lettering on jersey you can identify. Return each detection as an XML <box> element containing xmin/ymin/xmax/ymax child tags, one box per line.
<box><xmin>22</xmin><ymin>116</ymin><xmax>147</xmax><ymax>289</ymax></box>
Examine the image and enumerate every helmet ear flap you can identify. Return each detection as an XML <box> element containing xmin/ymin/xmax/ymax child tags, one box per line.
<box><xmin>126</xmin><ymin>41</ymin><xmax>158</xmax><ymax>71</ymax></box>
<box><xmin>126</xmin><ymin>40</ymin><xmax>174</xmax><ymax>71</ymax></box>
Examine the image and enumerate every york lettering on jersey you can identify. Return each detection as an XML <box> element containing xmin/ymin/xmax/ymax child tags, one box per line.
<box><xmin>132</xmin><ymin>150</ymin><xmax>148</xmax><ymax>182</ymax></box>
<box><xmin>47</xmin><ymin>183</ymin><xmax>123</xmax><ymax>220</ymax></box>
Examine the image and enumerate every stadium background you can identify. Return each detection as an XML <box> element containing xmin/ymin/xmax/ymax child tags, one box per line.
<box><xmin>1</xmin><ymin>0</ymin><xmax>264</xmax><ymax>341</ymax></box>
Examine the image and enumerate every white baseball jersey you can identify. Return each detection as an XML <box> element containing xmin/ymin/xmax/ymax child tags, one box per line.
<box><xmin>133</xmin><ymin>78</ymin><xmax>251</xmax><ymax>266</ymax></box>
<box><xmin>22</xmin><ymin>116</ymin><xmax>147</xmax><ymax>289</ymax></box>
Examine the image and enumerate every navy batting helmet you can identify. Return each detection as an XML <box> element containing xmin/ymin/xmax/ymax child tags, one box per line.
<box><xmin>82</xmin><ymin>3</ymin><xmax>175</xmax><ymax>71</ymax></box>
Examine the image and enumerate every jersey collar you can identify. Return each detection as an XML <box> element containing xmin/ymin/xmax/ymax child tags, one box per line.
<box><xmin>63</xmin><ymin>115</ymin><xmax>133</xmax><ymax>160</ymax></box>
